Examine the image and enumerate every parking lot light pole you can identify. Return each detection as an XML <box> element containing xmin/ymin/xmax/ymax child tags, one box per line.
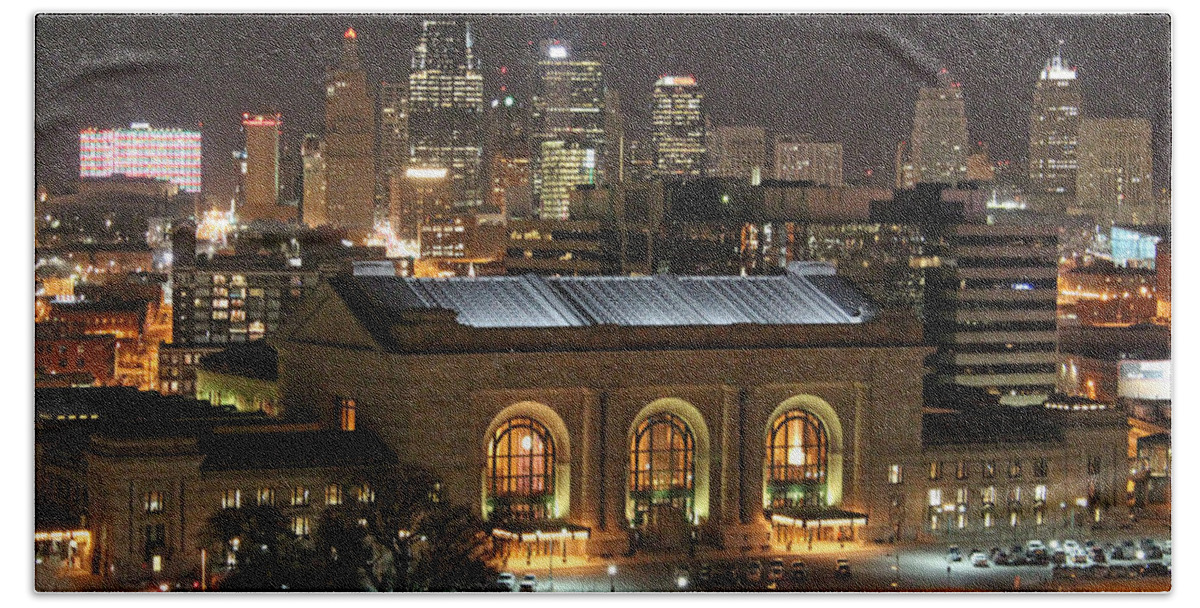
<box><xmin>608</xmin><ymin>564</ymin><xmax>617</xmax><ymax>592</ymax></box>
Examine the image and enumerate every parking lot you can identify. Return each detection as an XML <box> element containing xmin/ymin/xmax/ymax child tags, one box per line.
<box><xmin>491</xmin><ymin>534</ymin><xmax>1171</xmax><ymax>592</ymax></box>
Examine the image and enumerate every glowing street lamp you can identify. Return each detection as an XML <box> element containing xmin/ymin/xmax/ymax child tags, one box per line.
<box><xmin>608</xmin><ymin>564</ymin><xmax>617</xmax><ymax>592</ymax></box>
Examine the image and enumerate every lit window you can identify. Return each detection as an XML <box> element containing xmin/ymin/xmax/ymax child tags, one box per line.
<box><xmin>929</xmin><ymin>462</ymin><xmax>942</xmax><ymax>480</ymax></box>
<box><xmin>221</xmin><ymin>489</ymin><xmax>241</xmax><ymax>510</ymax></box>
<box><xmin>766</xmin><ymin>410</ymin><xmax>828</xmax><ymax>508</ymax></box>
<box><xmin>292</xmin><ymin>516</ymin><xmax>310</xmax><ymax>537</ymax></box>
<box><xmin>357</xmin><ymin>483</ymin><xmax>375</xmax><ymax>504</ymax></box>
<box><xmin>1009</xmin><ymin>460</ymin><xmax>1022</xmax><ymax>478</ymax></box>
<box><xmin>981</xmin><ymin>486</ymin><xmax>996</xmax><ymax>505</ymax></box>
<box><xmin>489</xmin><ymin>417</ymin><xmax>556</xmax><ymax>521</ymax></box>
<box><xmin>325</xmin><ymin>484</ymin><xmax>343</xmax><ymax>506</ymax></box>
<box><xmin>928</xmin><ymin>488</ymin><xmax>942</xmax><ymax>507</ymax></box>
<box><xmin>629</xmin><ymin>413</ymin><xmax>695</xmax><ymax>525</ymax></box>
<box><xmin>291</xmin><ymin>486</ymin><xmax>309</xmax><ymax>506</ymax></box>
<box><xmin>888</xmin><ymin>464</ymin><xmax>903</xmax><ymax>484</ymax></box>
<box><xmin>144</xmin><ymin>491</ymin><xmax>164</xmax><ymax>513</ymax></box>
<box><xmin>1035</xmin><ymin>485</ymin><xmax>1047</xmax><ymax>503</ymax></box>
<box><xmin>340</xmin><ymin>398</ymin><xmax>356</xmax><ymax>432</ymax></box>
<box><xmin>257</xmin><ymin>487</ymin><xmax>275</xmax><ymax>506</ymax></box>
<box><xmin>955</xmin><ymin>461</ymin><xmax>968</xmax><ymax>480</ymax></box>
<box><xmin>982</xmin><ymin>460</ymin><xmax>996</xmax><ymax>478</ymax></box>
<box><xmin>983</xmin><ymin>512</ymin><xmax>994</xmax><ymax>528</ymax></box>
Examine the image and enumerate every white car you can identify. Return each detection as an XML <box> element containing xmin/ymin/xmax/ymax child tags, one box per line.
<box><xmin>1063</xmin><ymin>539</ymin><xmax>1080</xmax><ymax>554</ymax></box>
<box><xmin>496</xmin><ymin>572</ymin><xmax>516</xmax><ymax>591</ymax></box>
<box><xmin>519</xmin><ymin>574</ymin><xmax>537</xmax><ymax>592</ymax></box>
<box><xmin>970</xmin><ymin>552</ymin><xmax>989</xmax><ymax>567</ymax></box>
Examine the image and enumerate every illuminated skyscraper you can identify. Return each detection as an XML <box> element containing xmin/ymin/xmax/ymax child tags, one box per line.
<box><xmin>407</xmin><ymin>19</ymin><xmax>485</xmax><ymax>211</ymax></box>
<box><xmin>301</xmin><ymin>134</ymin><xmax>327</xmax><ymax>228</ymax></box>
<box><xmin>1028</xmin><ymin>47</ymin><xmax>1082</xmax><ymax>215</ymax></box>
<box><xmin>773</xmin><ymin>135</ymin><xmax>843</xmax><ymax>185</ymax></box>
<box><xmin>910</xmin><ymin>72</ymin><xmax>969</xmax><ymax>186</ymax></box>
<box><xmin>707</xmin><ymin>125</ymin><xmax>766</xmax><ymax>181</ymax></box>
<box><xmin>531</xmin><ymin>40</ymin><xmax>607</xmax><ymax>219</ymax></box>
<box><xmin>378</xmin><ymin>81</ymin><xmax>409</xmax><ymax>213</ymax></box>
<box><xmin>237</xmin><ymin>112</ymin><xmax>295</xmax><ymax>224</ymax></box>
<box><xmin>1076</xmin><ymin>118</ymin><xmax>1153</xmax><ymax>225</ymax></box>
<box><xmin>323</xmin><ymin>27</ymin><xmax>376</xmax><ymax>238</ymax></box>
<box><xmin>651</xmin><ymin>75</ymin><xmax>706</xmax><ymax>178</ymax></box>
<box><xmin>79</xmin><ymin>123</ymin><xmax>202</xmax><ymax>193</ymax></box>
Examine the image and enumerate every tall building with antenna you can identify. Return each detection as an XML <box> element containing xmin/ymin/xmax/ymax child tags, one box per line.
<box><xmin>1028</xmin><ymin>44</ymin><xmax>1082</xmax><ymax>216</ymax></box>
<box><xmin>323</xmin><ymin>27</ymin><xmax>377</xmax><ymax>239</ymax></box>
<box><xmin>406</xmin><ymin>19</ymin><xmax>485</xmax><ymax>211</ymax></box>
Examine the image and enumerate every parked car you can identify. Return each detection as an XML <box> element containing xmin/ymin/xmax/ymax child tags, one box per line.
<box><xmin>767</xmin><ymin>563</ymin><xmax>784</xmax><ymax>581</ymax></box>
<box><xmin>519</xmin><ymin>574</ymin><xmax>537</xmax><ymax>592</ymax></box>
<box><xmin>1052</xmin><ymin>550</ymin><xmax>1067</xmax><ymax>566</ymax></box>
<box><xmin>971</xmin><ymin>552</ymin><xmax>990</xmax><ymax>567</ymax></box>
<box><xmin>496</xmin><ymin>572</ymin><xmax>516</xmax><ymax>591</ymax></box>
<box><xmin>948</xmin><ymin>545</ymin><xmax>962</xmax><ymax>562</ymax></box>
<box><xmin>1025</xmin><ymin>540</ymin><xmax>1046</xmax><ymax>555</ymax></box>
<box><xmin>1139</xmin><ymin>563</ymin><xmax>1170</xmax><ymax>577</ymax></box>
<box><xmin>1146</xmin><ymin>546</ymin><xmax>1164</xmax><ymax>560</ymax></box>
<box><xmin>745</xmin><ymin>560</ymin><xmax>762</xmax><ymax>582</ymax></box>
<box><xmin>835</xmin><ymin>558</ymin><xmax>851</xmax><ymax>578</ymax></box>
<box><xmin>1063</xmin><ymin>540</ymin><xmax>1080</xmax><ymax>555</ymax></box>
<box><xmin>1091</xmin><ymin>547</ymin><xmax>1107</xmax><ymax>564</ymax></box>
<box><xmin>790</xmin><ymin>560</ymin><xmax>808</xmax><ymax>578</ymax></box>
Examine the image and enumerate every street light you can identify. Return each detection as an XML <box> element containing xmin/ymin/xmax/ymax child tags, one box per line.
<box><xmin>676</xmin><ymin>575</ymin><xmax>688</xmax><ymax>590</ymax></box>
<box><xmin>608</xmin><ymin>564</ymin><xmax>617</xmax><ymax>592</ymax></box>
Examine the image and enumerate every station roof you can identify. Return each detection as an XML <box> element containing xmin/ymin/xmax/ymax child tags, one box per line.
<box><xmin>331</xmin><ymin>262</ymin><xmax>875</xmax><ymax>330</ymax></box>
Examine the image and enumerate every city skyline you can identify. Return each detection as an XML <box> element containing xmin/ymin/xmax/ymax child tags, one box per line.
<box><xmin>36</xmin><ymin>14</ymin><xmax>1170</xmax><ymax>200</ymax></box>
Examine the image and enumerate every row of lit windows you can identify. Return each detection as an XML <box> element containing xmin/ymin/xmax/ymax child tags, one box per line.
<box><xmin>930</xmin><ymin>508</ymin><xmax>1050</xmax><ymax>530</ymax></box>
<box><xmin>928</xmin><ymin>484</ymin><xmax>1048</xmax><ymax>508</ymax></box>
<box><xmin>219</xmin><ymin>484</ymin><xmax>375</xmax><ymax>510</ymax></box>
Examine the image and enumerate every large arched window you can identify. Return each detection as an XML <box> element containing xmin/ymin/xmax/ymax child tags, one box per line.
<box><xmin>629</xmin><ymin>413</ymin><xmax>695</xmax><ymax>525</ymax></box>
<box><xmin>488</xmin><ymin>417</ymin><xmax>555</xmax><ymax>520</ymax></box>
<box><xmin>766</xmin><ymin>410</ymin><xmax>828</xmax><ymax>507</ymax></box>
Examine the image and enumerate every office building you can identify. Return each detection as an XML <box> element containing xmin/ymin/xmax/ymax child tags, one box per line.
<box><xmin>910</xmin><ymin>75</ymin><xmax>969</xmax><ymax>186</ymax></box>
<box><xmin>323</xmin><ymin>28</ymin><xmax>377</xmax><ymax>239</ymax></box>
<box><xmin>236</xmin><ymin>113</ymin><xmax>295</xmax><ymax>224</ymax></box>
<box><xmin>925</xmin><ymin>223</ymin><xmax>1060</xmax><ymax>406</ymax></box>
<box><xmin>1076</xmin><ymin>118</ymin><xmax>1153</xmax><ymax>225</ymax></box>
<box><xmin>1028</xmin><ymin>48</ymin><xmax>1081</xmax><ymax>215</ymax></box>
<box><xmin>708</xmin><ymin>126</ymin><xmax>766</xmax><ymax>181</ymax></box>
<box><xmin>894</xmin><ymin>140</ymin><xmax>916</xmax><ymax>189</ymax></box>
<box><xmin>377</xmin><ymin>81</ymin><xmax>409</xmax><ymax>212</ymax></box>
<box><xmin>531</xmin><ymin>41</ymin><xmax>607</xmax><ymax>220</ymax></box>
<box><xmin>774</xmin><ymin>136</ymin><xmax>844</xmax><ymax>185</ymax></box>
<box><xmin>406</xmin><ymin>20</ymin><xmax>485</xmax><ymax>211</ymax></box>
<box><xmin>300</xmin><ymin>135</ymin><xmax>327</xmax><ymax>228</ymax></box>
<box><xmin>79</xmin><ymin>123</ymin><xmax>202</xmax><ymax>193</ymax></box>
<box><xmin>651</xmin><ymin>75</ymin><xmax>706</xmax><ymax>178</ymax></box>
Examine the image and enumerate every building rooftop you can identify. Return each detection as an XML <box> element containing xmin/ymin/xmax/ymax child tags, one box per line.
<box><xmin>198</xmin><ymin>429</ymin><xmax>395</xmax><ymax>472</ymax></box>
<box><xmin>923</xmin><ymin>406</ymin><xmax>1064</xmax><ymax>447</ymax></box>
<box><xmin>199</xmin><ymin>340</ymin><xmax>279</xmax><ymax>382</ymax></box>
<box><xmin>332</xmin><ymin>262</ymin><xmax>875</xmax><ymax>330</ymax></box>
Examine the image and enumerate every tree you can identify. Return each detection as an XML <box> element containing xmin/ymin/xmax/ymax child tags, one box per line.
<box><xmin>201</xmin><ymin>505</ymin><xmax>318</xmax><ymax>591</ymax></box>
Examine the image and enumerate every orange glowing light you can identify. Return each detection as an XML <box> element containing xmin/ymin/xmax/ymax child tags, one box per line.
<box><xmin>344</xmin><ymin>28</ymin><xmax>357</xmax><ymax>39</ymax></box>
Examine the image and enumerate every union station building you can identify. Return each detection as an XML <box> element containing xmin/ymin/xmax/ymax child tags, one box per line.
<box><xmin>272</xmin><ymin>263</ymin><xmax>1126</xmax><ymax>556</ymax></box>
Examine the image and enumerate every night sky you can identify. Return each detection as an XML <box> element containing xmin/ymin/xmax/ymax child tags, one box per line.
<box><xmin>35</xmin><ymin>13</ymin><xmax>1171</xmax><ymax>200</ymax></box>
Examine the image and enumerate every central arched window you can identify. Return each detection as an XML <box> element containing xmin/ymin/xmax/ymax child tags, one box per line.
<box><xmin>629</xmin><ymin>413</ymin><xmax>695</xmax><ymax>525</ymax></box>
<box><xmin>766</xmin><ymin>409</ymin><xmax>828</xmax><ymax>507</ymax></box>
<box><xmin>487</xmin><ymin>417</ymin><xmax>555</xmax><ymax>520</ymax></box>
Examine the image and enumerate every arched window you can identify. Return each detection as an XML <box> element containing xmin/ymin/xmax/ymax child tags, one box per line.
<box><xmin>487</xmin><ymin>417</ymin><xmax>555</xmax><ymax>520</ymax></box>
<box><xmin>629</xmin><ymin>413</ymin><xmax>695</xmax><ymax>525</ymax></box>
<box><xmin>766</xmin><ymin>410</ymin><xmax>828</xmax><ymax>507</ymax></box>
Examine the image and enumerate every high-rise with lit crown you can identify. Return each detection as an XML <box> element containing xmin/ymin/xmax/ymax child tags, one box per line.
<box><xmin>323</xmin><ymin>27</ymin><xmax>376</xmax><ymax>238</ymax></box>
<box><xmin>407</xmin><ymin>19</ymin><xmax>485</xmax><ymax>211</ymax></box>
<box><xmin>910</xmin><ymin>72</ymin><xmax>969</xmax><ymax>186</ymax></box>
<box><xmin>531</xmin><ymin>40</ymin><xmax>607</xmax><ymax>220</ymax></box>
<box><xmin>651</xmin><ymin>75</ymin><xmax>706</xmax><ymax>178</ymax></box>
<box><xmin>1028</xmin><ymin>47</ymin><xmax>1081</xmax><ymax>216</ymax></box>
<box><xmin>79</xmin><ymin>123</ymin><xmax>202</xmax><ymax>193</ymax></box>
